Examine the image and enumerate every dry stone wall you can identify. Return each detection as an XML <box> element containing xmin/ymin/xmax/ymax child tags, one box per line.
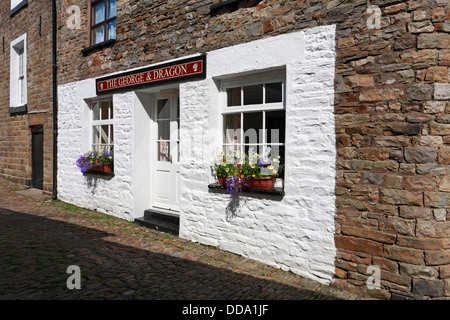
<box><xmin>57</xmin><ymin>0</ymin><xmax>450</xmax><ymax>299</ymax></box>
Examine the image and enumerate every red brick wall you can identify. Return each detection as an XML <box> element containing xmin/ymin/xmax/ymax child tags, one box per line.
<box><xmin>0</xmin><ymin>1</ymin><xmax>54</xmax><ymax>191</ymax></box>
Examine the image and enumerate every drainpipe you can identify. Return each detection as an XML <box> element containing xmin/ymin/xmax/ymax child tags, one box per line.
<box><xmin>52</xmin><ymin>0</ymin><xmax>57</xmax><ymax>200</ymax></box>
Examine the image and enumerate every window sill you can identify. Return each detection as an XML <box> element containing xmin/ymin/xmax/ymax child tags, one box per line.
<box><xmin>10</xmin><ymin>0</ymin><xmax>28</xmax><ymax>17</ymax></box>
<box><xmin>208</xmin><ymin>183</ymin><xmax>285</xmax><ymax>197</ymax></box>
<box><xmin>83</xmin><ymin>171</ymin><xmax>115</xmax><ymax>178</ymax></box>
<box><xmin>81</xmin><ymin>39</ymin><xmax>116</xmax><ymax>56</ymax></box>
<box><xmin>9</xmin><ymin>104</ymin><xmax>27</xmax><ymax>114</ymax></box>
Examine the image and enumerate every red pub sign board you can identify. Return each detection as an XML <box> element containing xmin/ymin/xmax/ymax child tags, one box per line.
<box><xmin>96</xmin><ymin>55</ymin><xmax>206</xmax><ymax>94</ymax></box>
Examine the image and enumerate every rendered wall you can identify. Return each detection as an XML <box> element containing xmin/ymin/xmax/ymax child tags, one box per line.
<box><xmin>179</xmin><ymin>26</ymin><xmax>337</xmax><ymax>284</ymax></box>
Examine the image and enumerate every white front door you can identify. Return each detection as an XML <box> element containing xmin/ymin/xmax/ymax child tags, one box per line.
<box><xmin>152</xmin><ymin>95</ymin><xmax>180</xmax><ymax>212</ymax></box>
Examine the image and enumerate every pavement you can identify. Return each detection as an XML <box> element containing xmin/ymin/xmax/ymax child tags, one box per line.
<box><xmin>0</xmin><ymin>176</ymin><xmax>363</xmax><ymax>301</ymax></box>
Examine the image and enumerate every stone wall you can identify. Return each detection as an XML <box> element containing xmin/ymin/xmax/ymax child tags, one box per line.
<box><xmin>56</xmin><ymin>0</ymin><xmax>450</xmax><ymax>299</ymax></box>
<box><xmin>332</xmin><ymin>0</ymin><xmax>450</xmax><ymax>299</ymax></box>
<box><xmin>0</xmin><ymin>1</ymin><xmax>54</xmax><ymax>191</ymax></box>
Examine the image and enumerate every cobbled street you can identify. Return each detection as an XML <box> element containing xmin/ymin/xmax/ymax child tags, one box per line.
<box><xmin>0</xmin><ymin>177</ymin><xmax>362</xmax><ymax>300</ymax></box>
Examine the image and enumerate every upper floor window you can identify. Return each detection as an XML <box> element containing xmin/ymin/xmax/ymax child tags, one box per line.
<box><xmin>10</xmin><ymin>33</ymin><xmax>27</xmax><ymax>112</ymax></box>
<box><xmin>91</xmin><ymin>0</ymin><xmax>116</xmax><ymax>46</ymax></box>
<box><xmin>10</xmin><ymin>0</ymin><xmax>28</xmax><ymax>16</ymax></box>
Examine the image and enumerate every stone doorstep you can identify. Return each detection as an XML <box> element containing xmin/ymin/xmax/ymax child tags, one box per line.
<box><xmin>16</xmin><ymin>188</ymin><xmax>52</xmax><ymax>201</ymax></box>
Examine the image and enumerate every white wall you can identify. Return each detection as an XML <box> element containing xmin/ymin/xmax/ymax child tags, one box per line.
<box><xmin>57</xmin><ymin>79</ymin><xmax>136</xmax><ymax>221</ymax></box>
<box><xmin>179</xmin><ymin>26</ymin><xmax>337</xmax><ymax>284</ymax></box>
<box><xmin>57</xmin><ymin>25</ymin><xmax>337</xmax><ymax>284</ymax></box>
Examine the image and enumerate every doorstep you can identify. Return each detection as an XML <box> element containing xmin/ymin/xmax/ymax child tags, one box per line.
<box><xmin>135</xmin><ymin>209</ymin><xmax>179</xmax><ymax>236</ymax></box>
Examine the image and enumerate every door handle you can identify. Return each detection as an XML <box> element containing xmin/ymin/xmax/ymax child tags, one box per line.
<box><xmin>169</xmin><ymin>155</ymin><xmax>173</xmax><ymax>163</ymax></box>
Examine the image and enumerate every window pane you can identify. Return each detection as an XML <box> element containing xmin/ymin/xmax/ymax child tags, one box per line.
<box><xmin>93</xmin><ymin>2</ymin><xmax>105</xmax><ymax>24</ymax></box>
<box><xmin>92</xmin><ymin>102</ymin><xmax>100</xmax><ymax>120</ymax></box>
<box><xmin>224</xmin><ymin>113</ymin><xmax>241</xmax><ymax>144</ymax></box>
<box><xmin>92</xmin><ymin>25</ymin><xmax>105</xmax><ymax>45</ymax></box>
<box><xmin>107</xmin><ymin>0</ymin><xmax>116</xmax><ymax>19</ymax></box>
<box><xmin>158</xmin><ymin>120</ymin><xmax>170</xmax><ymax>140</ymax></box>
<box><xmin>243</xmin><ymin>112</ymin><xmax>263</xmax><ymax>145</ymax></box>
<box><xmin>243</xmin><ymin>84</ymin><xmax>263</xmax><ymax>105</ymax></box>
<box><xmin>92</xmin><ymin>126</ymin><xmax>100</xmax><ymax>145</ymax></box>
<box><xmin>107</xmin><ymin>20</ymin><xmax>116</xmax><ymax>40</ymax></box>
<box><xmin>101</xmin><ymin>125</ymin><xmax>109</xmax><ymax>144</ymax></box>
<box><xmin>265</xmin><ymin>82</ymin><xmax>283</xmax><ymax>103</ymax></box>
<box><xmin>227</xmin><ymin>87</ymin><xmax>241</xmax><ymax>107</ymax></box>
<box><xmin>266</xmin><ymin>111</ymin><xmax>285</xmax><ymax>144</ymax></box>
<box><xmin>158</xmin><ymin>141</ymin><xmax>170</xmax><ymax>162</ymax></box>
<box><xmin>109</xmin><ymin>125</ymin><xmax>114</xmax><ymax>145</ymax></box>
<box><xmin>157</xmin><ymin>99</ymin><xmax>170</xmax><ymax>119</ymax></box>
<box><xmin>100</xmin><ymin>101</ymin><xmax>109</xmax><ymax>120</ymax></box>
<box><xmin>267</xmin><ymin>145</ymin><xmax>285</xmax><ymax>178</ymax></box>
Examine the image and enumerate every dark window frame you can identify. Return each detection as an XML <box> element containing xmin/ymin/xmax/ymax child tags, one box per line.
<box><xmin>90</xmin><ymin>0</ymin><xmax>116</xmax><ymax>46</ymax></box>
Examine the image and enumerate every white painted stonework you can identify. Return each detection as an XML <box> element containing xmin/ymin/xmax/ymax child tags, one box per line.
<box><xmin>57</xmin><ymin>25</ymin><xmax>337</xmax><ymax>284</ymax></box>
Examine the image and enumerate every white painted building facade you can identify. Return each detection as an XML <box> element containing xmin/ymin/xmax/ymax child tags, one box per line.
<box><xmin>57</xmin><ymin>26</ymin><xmax>337</xmax><ymax>284</ymax></box>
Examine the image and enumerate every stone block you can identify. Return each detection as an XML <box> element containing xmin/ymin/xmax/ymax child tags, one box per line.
<box><xmin>430</xmin><ymin>122</ymin><xmax>450</xmax><ymax>136</ymax></box>
<box><xmin>404</xmin><ymin>146</ymin><xmax>437</xmax><ymax>164</ymax></box>
<box><xmin>374</xmin><ymin>136</ymin><xmax>411</xmax><ymax>148</ymax></box>
<box><xmin>425</xmin><ymin>66</ymin><xmax>448</xmax><ymax>82</ymax></box>
<box><xmin>417</xmin><ymin>33</ymin><xmax>450</xmax><ymax>49</ymax></box>
<box><xmin>381</xmin><ymin>188</ymin><xmax>423</xmax><ymax>206</ymax></box>
<box><xmin>425</xmin><ymin>191</ymin><xmax>450</xmax><ymax>208</ymax></box>
<box><xmin>434</xmin><ymin>83</ymin><xmax>450</xmax><ymax>100</ymax></box>
<box><xmin>437</xmin><ymin>146</ymin><xmax>450</xmax><ymax>165</ymax></box>
<box><xmin>359</xmin><ymin>88</ymin><xmax>404</xmax><ymax>102</ymax></box>
<box><xmin>400</xmin><ymin>263</ymin><xmax>438</xmax><ymax>279</ymax></box>
<box><xmin>419</xmin><ymin>136</ymin><xmax>443</xmax><ymax>148</ymax></box>
<box><xmin>397</xmin><ymin>235</ymin><xmax>442</xmax><ymax>250</ymax></box>
<box><xmin>413</xmin><ymin>278</ymin><xmax>445</xmax><ymax>297</ymax></box>
<box><xmin>439</xmin><ymin>176</ymin><xmax>450</xmax><ymax>192</ymax></box>
<box><xmin>424</xmin><ymin>101</ymin><xmax>446</xmax><ymax>113</ymax></box>
<box><xmin>400</xmin><ymin>49</ymin><xmax>437</xmax><ymax>63</ymax></box>
<box><xmin>384</xmin><ymin>245</ymin><xmax>424</xmax><ymax>265</ymax></box>
<box><xmin>335</xmin><ymin>235</ymin><xmax>384</xmax><ymax>256</ymax></box>
<box><xmin>373</xmin><ymin>160</ymin><xmax>399</xmax><ymax>172</ymax></box>
<box><xmin>407</xmin><ymin>83</ymin><xmax>433</xmax><ymax>101</ymax></box>
<box><xmin>425</xmin><ymin>250</ymin><xmax>450</xmax><ymax>265</ymax></box>
<box><xmin>341</xmin><ymin>225</ymin><xmax>396</xmax><ymax>244</ymax></box>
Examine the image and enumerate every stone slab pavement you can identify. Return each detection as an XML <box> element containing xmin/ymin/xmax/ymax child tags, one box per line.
<box><xmin>0</xmin><ymin>176</ymin><xmax>365</xmax><ymax>301</ymax></box>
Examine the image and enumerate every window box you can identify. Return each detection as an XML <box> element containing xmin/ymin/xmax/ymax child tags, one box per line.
<box><xmin>208</xmin><ymin>182</ymin><xmax>284</xmax><ymax>197</ymax></box>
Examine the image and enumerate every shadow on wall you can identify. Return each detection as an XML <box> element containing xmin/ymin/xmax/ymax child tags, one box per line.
<box><xmin>0</xmin><ymin>206</ymin><xmax>342</xmax><ymax>300</ymax></box>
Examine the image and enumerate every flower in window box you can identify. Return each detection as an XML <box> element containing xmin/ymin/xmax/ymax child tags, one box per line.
<box><xmin>76</xmin><ymin>149</ymin><xmax>114</xmax><ymax>173</ymax></box>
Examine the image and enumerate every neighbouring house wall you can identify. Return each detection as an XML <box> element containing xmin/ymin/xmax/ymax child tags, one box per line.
<box><xmin>0</xmin><ymin>0</ymin><xmax>54</xmax><ymax>191</ymax></box>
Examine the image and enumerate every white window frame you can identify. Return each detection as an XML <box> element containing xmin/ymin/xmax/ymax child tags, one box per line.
<box><xmin>90</xmin><ymin>98</ymin><xmax>114</xmax><ymax>152</ymax></box>
<box><xmin>10</xmin><ymin>33</ymin><xmax>27</xmax><ymax>110</ymax></box>
<box><xmin>11</xmin><ymin>0</ymin><xmax>26</xmax><ymax>12</ymax></box>
<box><xmin>220</xmin><ymin>70</ymin><xmax>286</xmax><ymax>159</ymax></box>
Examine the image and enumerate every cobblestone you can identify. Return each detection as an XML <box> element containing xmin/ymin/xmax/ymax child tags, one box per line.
<box><xmin>0</xmin><ymin>176</ymin><xmax>364</xmax><ymax>300</ymax></box>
